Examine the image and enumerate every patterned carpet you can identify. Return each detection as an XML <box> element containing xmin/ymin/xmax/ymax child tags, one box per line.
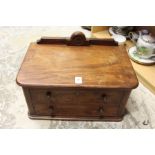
<box><xmin>0</xmin><ymin>27</ymin><xmax>155</xmax><ymax>128</ymax></box>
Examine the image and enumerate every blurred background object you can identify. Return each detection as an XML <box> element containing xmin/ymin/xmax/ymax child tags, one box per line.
<box><xmin>109</xmin><ymin>26</ymin><xmax>134</xmax><ymax>38</ymax></box>
<box><xmin>81</xmin><ymin>26</ymin><xmax>91</xmax><ymax>31</ymax></box>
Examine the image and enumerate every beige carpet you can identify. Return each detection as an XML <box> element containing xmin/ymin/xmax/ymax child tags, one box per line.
<box><xmin>0</xmin><ymin>26</ymin><xmax>155</xmax><ymax>128</ymax></box>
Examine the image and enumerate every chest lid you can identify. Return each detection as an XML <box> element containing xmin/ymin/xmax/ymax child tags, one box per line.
<box><xmin>16</xmin><ymin>31</ymin><xmax>138</xmax><ymax>89</ymax></box>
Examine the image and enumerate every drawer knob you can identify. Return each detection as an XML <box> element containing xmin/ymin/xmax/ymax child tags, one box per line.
<box><xmin>49</xmin><ymin>105</ymin><xmax>54</xmax><ymax>112</ymax></box>
<box><xmin>99</xmin><ymin>107</ymin><xmax>104</xmax><ymax>113</ymax></box>
<box><xmin>102</xmin><ymin>94</ymin><xmax>108</xmax><ymax>102</ymax></box>
<box><xmin>49</xmin><ymin>106</ymin><xmax>55</xmax><ymax>116</ymax></box>
<box><xmin>46</xmin><ymin>91</ymin><xmax>52</xmax><ymax>98</ymax></box>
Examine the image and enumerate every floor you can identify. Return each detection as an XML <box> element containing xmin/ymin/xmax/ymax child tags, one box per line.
<box><xmin>0</xmin><ymin>26</ymin><xmax>155</xmax><ymax>129</ymax></box>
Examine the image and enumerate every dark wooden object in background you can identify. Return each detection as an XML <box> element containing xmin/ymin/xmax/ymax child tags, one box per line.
<box><xmin>16</xmin><ymin>31</ymin><xmax>138</xmax><ymax>121</ymax></box>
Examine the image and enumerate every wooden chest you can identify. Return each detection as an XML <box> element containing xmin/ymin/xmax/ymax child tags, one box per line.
<box><xmin>16</xmin><ymin>32</ymin><xmax>138</xmax><ymax>121</ymax></box>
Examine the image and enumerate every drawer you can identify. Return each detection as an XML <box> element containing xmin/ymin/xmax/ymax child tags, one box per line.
<box><xmin>30</xmin><ymin>88</ymin><xmax>123</xmax><ymax>105</ymax></box>
<box><xmin>52</xmin><ymin>105</ymin><xmax>119</xmax><ymax>117</ymax></box>
<box><xmin>29</xmin><ymin>88</ymin><xmax>123</xmax><ymax>117</ymax></box>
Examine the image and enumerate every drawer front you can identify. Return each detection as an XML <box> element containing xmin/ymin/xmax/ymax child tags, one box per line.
<box><xmin>29</xmin><ymin>88</ymin><xmax>123</xmax><ymax>117</ymax></box>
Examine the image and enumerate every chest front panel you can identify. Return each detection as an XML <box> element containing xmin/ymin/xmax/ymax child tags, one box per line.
<box><xmin>23</xmin><ymin>87</ymin><xmax>130</xmax><ymax>121</ymax></box>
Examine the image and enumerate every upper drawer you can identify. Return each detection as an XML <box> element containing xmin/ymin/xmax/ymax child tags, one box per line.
<box><xmin>29</xmin><ymin>88</ymin><xmax>124</xmax><ymax>106</ymax></box>
<box><xmin>28</xmin><ymin>88</ymin><xmax>125</xmax><ymax>116</ymax></box>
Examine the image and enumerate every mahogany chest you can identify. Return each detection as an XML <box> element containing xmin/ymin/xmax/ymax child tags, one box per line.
<box><xmin>16</xmin><ymin>32</ymin><xmax>138</xmax><ymax>121</ymax></box>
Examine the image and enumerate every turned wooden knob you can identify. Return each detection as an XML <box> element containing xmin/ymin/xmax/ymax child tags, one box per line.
<box><xmin>99</xmin><ymin>107</ymin><xmax>104</xmax><ymax>118</ymax></box>
<box><xmin>46</xmin><ymin>91</ymin><xmax>52</xmax><ymax>98</ymax></box>
<box><xmin>49</xmin><ymin>105</ymin><xmax>55</xmax><ymax>117</ymax></box>
<box><xmin>102</xmin><ymin>94</ymin><xmax>108</xmax><ymax>103</ymax></box>
<box><xmin>99</xmin><ymin>107</ymin><xmax>104</xmax><ymax>113</ymax></box>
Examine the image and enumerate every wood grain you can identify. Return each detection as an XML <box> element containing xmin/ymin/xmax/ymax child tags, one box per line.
<box><xmin>92</xmin><ymin>28</ymin><xmax>155</xmax><ymax>94</ymax></box>
<box><xmin>91</xmin><ymin>26</ymin><xmax>109</xmax><ymax>34</ymax></box>
<box><xmin>16</xmin><ymin>32</ymin><xmax>138</xmax><ymax>121</ymax></box>
<box><xmin>125</xmin><ymin>40</ymin><xmax>155</xmax><ymax>94</ymax></box>
<box><xmin>16</xmin><ymin>43</ymin><xmax>138</xmax><ymax>89</ymax></box>
<box><xmin>28</xmin><ymin>88</ymin><xmax>123</xmax><ymax>116</ymax></box>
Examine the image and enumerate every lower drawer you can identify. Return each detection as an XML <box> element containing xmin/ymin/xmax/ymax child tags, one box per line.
<box><xmin>27</xmin><ymin>88</ymin><xmax>125</xmax><ymax>118</ymax></box>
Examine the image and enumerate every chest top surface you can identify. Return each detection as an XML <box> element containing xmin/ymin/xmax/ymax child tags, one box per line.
<box><xmin>17</xmin><ymin>43</ymin><xmax>137</xmax><ymax>88</ymax></box>
<box><xmin>17</xmin><ymin>39</ymin><xmax>138</xmax><ymax>89</ymax></box>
